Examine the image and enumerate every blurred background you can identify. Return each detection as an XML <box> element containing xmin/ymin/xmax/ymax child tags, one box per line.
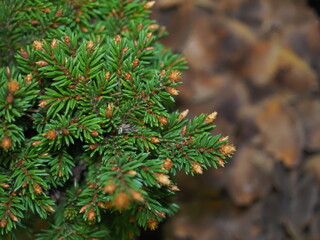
<box><xmin>143</xmin><ymin>0</ymin><xmax>320</xmax><ymax>239</ymax></box>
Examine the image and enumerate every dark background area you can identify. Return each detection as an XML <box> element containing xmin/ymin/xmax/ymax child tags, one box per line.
<box><xmin>142</xmin><ymin>0</ymin><xmax>320</xmax><ymax>239</ymax></box>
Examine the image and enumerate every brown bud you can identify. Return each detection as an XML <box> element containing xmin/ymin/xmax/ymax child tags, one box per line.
<box><xmin>55</xmin><ymin>9</ymin><xmax>63</xmax><ymax>17</ymax></box>
<box><xmin>86</xmin><ymin>40</ymin><xmax>94</xmax><ymax>50</ymax></box>
<box><xmin>148</xmin><ymin>24</ymin><xmax>159</xmax><ymax>30</ymax></box>
<box><xmin>103</xmin><ymin>183</ymin><xmax>116</xmax><ymax>194</ymax></box>
<box><xmin>90</xmin><ymin>130</ymin><xmax>99</xmax><ymax>137</ymax></box>
<box><xmin>114</xmin><ymin>35</ymin><xmax>121</xmax><ymax>43</ymax></box>
<box><xmin>8</xmin><ymin>80</ymin><xmax>19</xmax><ymax>93</ymax></box>
<box><xmin>44</xmin><ymin>205</ymin><xmax>55</xmax><ymax>213</ymax></box>
<box><xmin>64</xmin><ymin>36</ymin><xmax>70</xmax><ymax>44</ymax></box>
<box><xmin>144</xmin><ymin>1</ymin><xmax>155</xmax><ymax>9</ymax></box>
<box><xmin>124</xmin><ymin>72</ymin><xmax>132</xmax><ymax>81</ymax></box>
<box><xmin>79</xmin><ymin>204</ymin><xmax>90</xmax><ymax>213</ymax></box>
<box><xmin>156</xmin><ymin>173</ymin><xmax>170</xmax><ymax>185</ymax></box>
<box><xmin>0</xmin><ymin>182</ymin><xmax>9</xmax><ymax>188</ymax></box>
<box><xmin>204</xmin><ymin>111</ymin><xmax>217</xmax><ymax>123</ymax></box>
<box><xmin>145</xmin><ymin>46</ymin><xmax>154</xmax><ymax>51</ymax></box>
<box><xmin>167</xmin><ymin>87</ymin><xmax>179</xmax><ymax>96</ymax></box>
<box><xmin>132</xmin><ymin>59</ymin><xmax>139</xmax><ymax>68</ymax></box>
<box><xmin>185</xmin><ymin>137</ymin><xmax>195</xmax><ymax>145</ymax></box>
<box><xmin>52</xmin><ymin>23</ymin><xmax>59</xmax><ymax>28</ymax></box>
<box><xmin>8</xmin><ymin>212</ymin><xmax>18</xmax><ymax>222</ymax></box>
<box><xmin>33</xmin><ymin>41</ymin><xmax>44</xmax><ymax>51</ymax></box>
<box><xmin>75</xmin><ymin>17</ymin><xmax>80</xmax><ymax>22</ymax></box>
<box><xmin>105</xmin><ymin>72</ymin><xmax>111</xmax><ymax>80</ymax></box>
<box><xmin>86</xmin><ymin>208</ymin><xmax>96</xmax><ymax>221</ymax></box>
<box><xmin>106</xmin><ymin>103</ymin><xmax>113</xmax><ymax>117</ymax></box>
<box><xmin>216</xmin><ymin>157</ymin><xmax>225</xmax><ymax>167</ymax></box>
<box><xmin>20</xmin><ymin>48</ymin><xmax>29</xmax><ymax>58</ymax></box>
<box><xmin>0</xmin><ymin>218</ymin><xmax>7</xmax><ymax>228</ymax></box>
<box><xmin>121</xmin><ymin>47</ymin><xmax>129</xmax><ymax>54</ymax></box>
<box><xmin>6</xmin><ymin>94</ymin><xmax>14</xmax><ymax>104</ymax></box>
<box><xmin>156</xmin><ymin>210</ymin><xmax>166</xmax><ymax>218</ymax></box>
<box><xmin>31</xmin><ymin>20</ymin><xmax>38</xmax><ymax>25</ymax></box>
<box><xmin>169</xmin><ymin>185</ymin><xmax>180</xmax><ymax>192</ymax></box>
<box><xmin>192</xmin><ymin>162</ymin><xmax>203</xmax><ymax>175</ymax></box>
<box><xmin>26</xmin><ymin>74</ymin><xmax>32</xmax><ymax>83</ymax></box>
<box><xmin>163</xmin><ymin>158</ymin><xmax>173</xmax><ymax>171</ymax></box>
<box><xmin>1</xmin><ymin>137</ymin><xmax>12</xmax><ymax>150</ymax></box>
<box><xmin>150</xmin><ymin>137</ymin><xmax>160</xmax><ymax>143</ymax></box>
<box><xmin>89</xmin><ymin>144</ymin><xmax>97</xmax><ymax>150</ymax></box>
<box><xmin>97</xmin><ymin>201</ymin><xmax>112</xmax><ymax>209</ymax></box>
<box><xmin>22</xmin><ymin>182</ymin><xmax>28</xmax><ymax>188</ymax></box>
<box><xmin>181</xmin><ymin>125</ymin><xmax>187</xmax><ymax>137</ymax></box>
<box><xmin>137</xmin><ymin>24</ymin><xmax>143</xmax><ymax>31</ymax></box>
<box><xmin>178</xmin><ymin>109</ymin><xmax>189</xmax><ymax>120</ymax></box>
<box><xmin>114</xmin><ymin>192</ymin><xmax>130</xmax><ymax>210</ymax></box>
<box><xmin>36</xmin><ymin>60</ymin><xmax>49</xmax><ymax>67</ymax></box>
<box><xmin>33</xmin><ymin>183</ymin><xmax>42</xmax><ymax>194</ymax></box>
<box><xmin>43</xmin><ymin>7</ymin><xmax>51</xmax><ymax>13</ymax></box>
<box><xmin>159</xmin><ymin>116</ymin><xmax>168</xmax><ymax>125</ymax></box>
<box><xmin>218</xmin><ymin>136</ymin><xmax>229</xmax><ymax>142</ymax></box>
<box><xmin>147</xmin><ymin>219</ymin><xmax>158</xmax><ymax>230</ymax></box>
<box><xmin>220</xmin><ymin>144</ymin><xmax>236</xmax><ymax>157</ymax></box>
<box><xmin>62</xmin><ymin>128</ymin><xmax>69</xmax><ymax>135</ymax></box>
<box><xmin>130</xmin><ymin>190</ymin><xmax>144</xmax><ymax>202</ymax></box>
<box><xmin>146</xmin><ymin>32</ymin><xmax>153</xmax><ymax>41</ymax></box>
<box><xmin>127</xmin><ymin>170</ymin><xmax>137</xmax><ymax>177</ymax></box>
<box><xmin>51</xmin><ymin>39</ymin><xmax>58</xmax><ymax>48</ymax></box>
<box><xmin>32</xmin><ymin>140</ymin><xmax>42</xmax><ymax>146</ymax></box>
<box><xmin>39</xmin><ymin>99</ymin><xmax>49</xmax><ymax>108</ymax></box>
<box><xmin>169</xmin><ymin>70</ymin><xmax>181</xmax><ymax>82</ymax></box>
<box><xmin>45</xmin><ymin>129</ymin><xmax>57</xmax><ymax>140</ymax></box>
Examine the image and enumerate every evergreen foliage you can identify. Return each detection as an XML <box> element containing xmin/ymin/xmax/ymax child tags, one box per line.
<box><xmin>0</xmin><ymin>0</ymin><xmax>235</xmax><ymax>239</ymax></box>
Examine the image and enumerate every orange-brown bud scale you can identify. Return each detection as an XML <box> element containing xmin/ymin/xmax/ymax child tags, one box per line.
<box><xmin>90</xmin><ymin>130</ymin><xmax>99</xmax><ymax>137</ymax></box>
<box><xmin>169</xmin><ymin>70</ymin><xmax>181</xmax><ymax>82</ymax></box>
<box><xmin>79</xmin><ymin>204</ymin><xmax>90</xmax><ymax>213</ymax></box>
<box><xmin>178</xmin><ymin>109</ymin><xmax>189</xmax><ymax>120</ymax></box>
<box><xmin>0</xmin><ymin>182</ymin><xmax>9</xmax><ymax>188</ymax></box>
<box><xmin>51</xmin><ymin>39</ymin><xmax>58</xmax><ymax>48</ymax></box>
<box><xmin>86</xmin><ymin>40</ymin><xmax>94</xmax><ymax>50</ymax></box>
<box><xmin>6</xmin><ymin>94</ymin><xmax>14</xmax><ymax>104</ymax></box>
<box><xmin>33</xmin><ymin>40</ymin><xmax>44</xmax><ymax>51</ymax></box>
<box><xmin>216</xmin><ymin>157</ymin><xmax>225</xmax><ymax>167</ymax></box>
<box><xmin>8</xmin><ymin>212</ymin><xmax>18</xmax><ymax>222</ymax></box>
<box><xmin>144</xmin><ymin>1</ymin><xmax>155</xmax><ymax>9</ymax></box>
<box><xmin>36</xmin><ymin>60</ymin><xmax>49</xmax><ymax>67</ymax></box>
<box><xmin>0</xmin><ymin>218</ymin><xmax>7</xmax><ymax>228</ymax></box>
<box><xmin>148</xmin><ymin>24</ymin><xmax>159</xmax><ymax>30</ymax></box>
<box><xmin>150</xmin><ymin>137</ymin><xmax>160</xmax><ymax>143</ymax></box>
<box><xmin>20</xmin><ymin>49</ymin><xmax>29</xmax><ymax>58</ymax></box>
<box><xmin>103</xmin><ymin>183</ymin><xmax>116</xmax><ymax>194</ymax></box>
<box><xmin>26</xmin><ymin>74</ymin><xmax>32</xmax><ymax>83</ymax></box>
<box><xmin>33</xmin><ymin>183</ymin><xmax>42</xmax><ymax>194</ymax></box>
<box><xmin>163</xmin><ymin>158</ymin><xmax>173</xmax><ymax>171</ymax></box>
<box><xmin>167</xmin><ymin>87</ymin><xmax>179</xmax><ymax>96</ymax></box>
<box><xmin>192</xmin><ymin>162</ymin><xmax>203</xmax><ymax>175</ymax></box>
<box><xmin>220</xmin><ymin>144</ymin><xmax>236</xmax><ymax>157</ymax></box>
<box><xmin>147</xmin><ymin>219</ymin><xmax>159</xmax><ymax>230</ymax></box>
<box><xmin>44</xmin><ymin>129</ymin><xmax>58</xmax><ymax>140</ymax></box>
<box><xmin>130</xmin><ymin>190</ymin><xmax>144</xmax><ymax>202</ymax></box>
<box><xmin>86</xmin><ymin>208</ymin><xmax>96</xmax><ymax>221</ymax></box>
<box><xmin>8</xmin><ymin>80</ymin><xmax>19</xmax><ymax>93</ymax></box>
<box><xmin>159</xmin><ymin>116</ymin><xmax>168</xmax><ymax>125</ymax></box>
<box><xmin>156</xmin><ymin>173</ymin><xmax>170</xmax><ymax>185</ymax></box>
<box><xmin>133</xmin><ymin>59</ymin><xmax>139</xmax><ymax>68</ymax></box>
<box><xmin>114</xmin><ymin>192</ymin><xmax>130</xmax><ymax>210</ymax></box>
<box><xmin>1</xmin><ymin>137</ymin><xmax>12</xmax><ymax>150</ymax></box>
<box><xmin>204</xmin><ymin>111</ymin><xmax>218</xmax><ymax>123</ymax></box>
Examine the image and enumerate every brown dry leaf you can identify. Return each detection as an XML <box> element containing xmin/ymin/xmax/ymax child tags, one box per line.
<box><xmin>295</xmin><ymin>98</ymin><xmax>320</xmax><ymax>151</ymax></box>
<box><xmin>276</xmin><ymin>47</ymin><xmax>318</xmax><ymax>91</ymax></box>
<box><xmin>226</xmin><ymin>145</ymin><xmax>273</xmax><ymax>206</ymax></box>
<box><xmin>255</xmin><ymin>98</ymin><xmax>304</xmax><ymax>168</ymax></box>
<box><xmin>305</xmin><ymin>155</ymin><xmax>320</xmax><ymax>183</ymax></box>
<box><xmin>243</xmin><ymin>38</ymin><xmax>281</xmax><ymax>86</ymax></box>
